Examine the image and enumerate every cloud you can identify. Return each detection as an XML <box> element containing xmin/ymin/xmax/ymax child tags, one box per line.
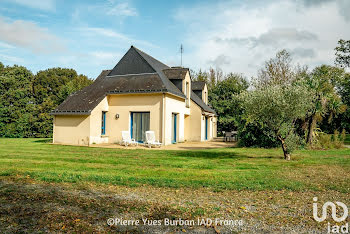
<box><xmin>0</xmin><ymin>41</ymin><xmax>15</xmax><ymax>49</ymax></box>
<box><xmin>0</xmin><ymin>53</ymin><xmax>24</xmax><ymax>63</ymax></box>
<box><xmin>4</xmin><ymin>0</ymin><xmax>55</xmax><ymax>11</ymax></box>
<box><xmin>79</xmin><ymin>27</ymin><xmax>156</xmax><ymax>48</ymax></box>
<box><xmin>0</xmin><ymin>17</ymin><xmax>66</xmax><ymax>54</ymax></box>
<box><xmin>297</xmin><ymin>0</ymin><xmax>334</xmax><ymax>7</ymax></box>
<box><xmin>297</xmin><ymin>0</ymin><xmax>350</xmax><ymax>21</ymax></box>
<box><xmin>291</xmin><ymin>48</ymin><xmax>316</xmax><ymax>58</ymax></box>
<box><xmin>254</xmin><ymin>28</ymin><xmax>318</xmax><ymax>46</ymax></box>
<box><xmin>216</xmin><ymin>28</ymin><xmax>318</xmax><ymax>48</ymax></box>
<box><xmin>106</xmin><ymin>0</ymin><xmax>138</xmax><ymax>17</ymax></box>
<box><xmin>173</xmin><ymin>0</ymin><xmax>350</xmax><ymax>78</ymax></box>
<box><xmin>89</xmin><ymin>51</ymin><xmax>122</xmax><ymax>66</ymax></box>
<box><xmin>208</xmin><ymin>54</ymin><xmax>231</xmax><ymax>67</ymax></box>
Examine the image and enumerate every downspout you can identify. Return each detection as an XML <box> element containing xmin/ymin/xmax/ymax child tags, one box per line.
<box><xmin>52</xmin><ymin>115</ymin><xmax>55</xmax><ymax>143</ymax></box>
<box><xmin>162</xmin><ymin>93</ymin><xmax>166</xmax><ymax>145</ymax></box>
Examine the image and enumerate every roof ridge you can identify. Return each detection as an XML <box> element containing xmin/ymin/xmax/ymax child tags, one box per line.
<box><xmin>132</xmin><ymin>46</ymin><xmax>186</xmax><ymax>98</ymax></box>
<box><xmin>132</xmin><ymin>46</ymin><xmax>169</xmax><ymax>68</ymax></box>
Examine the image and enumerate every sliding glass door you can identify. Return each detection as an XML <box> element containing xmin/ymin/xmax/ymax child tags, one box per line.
<box><xmin>131</xmin><ymin>112</ymin><xmax>150</xmax><ymax>142</ymax></box>
<box><xmin>171</xmin><ymin>113</ymin><xmax>177</xmax><ymax>143</ymax></box>
<box><xmin>205</xmin><ymin>116</ymin><xmax>208</xmax><ymax>140</ymax></box>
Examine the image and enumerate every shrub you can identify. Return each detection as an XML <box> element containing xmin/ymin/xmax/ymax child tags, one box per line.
<box><xmin>237</xmin><ymin>123</ymin><xmax>279</xmax><ymax>148</ymax></box>
<box><xmin>312</xmin><ymin>130</ymin><xmax>345</xmax><ymax>149</ymax></box>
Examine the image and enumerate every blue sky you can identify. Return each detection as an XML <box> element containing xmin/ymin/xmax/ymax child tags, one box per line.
<box><xmin>0</xmin><ymin>0</ymin><xmax>349</xmax><ymax>78</ymax></box>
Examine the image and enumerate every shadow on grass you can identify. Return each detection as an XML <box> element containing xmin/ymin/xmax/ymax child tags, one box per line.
<box><xmin>165</xmin><ymin>149</ymin><xmax>278</xmax><ymax>160</ymax></box>
<box><xmin>33</xmin><ymin>139</ymin><xmax>52</xmax><ymax>143</ymax></box>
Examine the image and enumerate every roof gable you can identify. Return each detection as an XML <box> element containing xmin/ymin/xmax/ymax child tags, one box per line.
<box><xmin>108</xmin><ymin>47</ymin><xmax>155</xmax><ymax>76</ymax></box>
<box><xmin>163</xmin><ymin>68</ymin><xmax>189</xmax><ymax>80</ymax></box>
<box><xmin>52</xmin><ymin>46</ymin><xmax>216</xmax><ymax>115</ymax></box>
<box><xmin>191</xmin><ymin>81</ymin><xmax>206</xmax><ymax>90</ymax></box>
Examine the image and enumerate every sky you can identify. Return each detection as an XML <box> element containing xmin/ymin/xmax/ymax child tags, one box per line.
<box><xmin>0</xmin><ymin>0</ymin><xmax>349</xmax><ymax>79</ymax></box>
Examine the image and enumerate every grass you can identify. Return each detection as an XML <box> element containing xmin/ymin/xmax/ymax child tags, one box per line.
<box><xmin>0</xmin><ymin>138</ymin><xmax>349</xmax><ymax>192</ymax></box>
<box><xmin>345</xmin><ymin>134</ymin><xmax>350</xmax><ymax>145</ymax></box>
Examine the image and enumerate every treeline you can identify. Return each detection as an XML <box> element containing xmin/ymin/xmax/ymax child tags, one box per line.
<box><xmin>192</xmin><ymin>40</ymin><xmax>350</xmax><ymax>156</ymax></box>
<box><xmin>0</xmin><ymin>64</ymin><xmax>93</xmax><ymax>137</ymax></box>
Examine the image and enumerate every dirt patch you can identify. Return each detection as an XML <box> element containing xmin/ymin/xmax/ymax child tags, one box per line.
<box><xmin>0</xmin><ymin>177</ymin><xmax>349</xmax><ymax>233</ymax></box>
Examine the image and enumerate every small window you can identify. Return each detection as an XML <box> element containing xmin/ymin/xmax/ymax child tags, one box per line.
<box><xmin>101</xmin><ymin>111</ymin><xmax>106</xmax><ymax>135</ymax></box>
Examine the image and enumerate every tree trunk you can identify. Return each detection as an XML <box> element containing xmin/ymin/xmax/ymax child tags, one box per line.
<box><xmin>306</xmin><ymin>114</ymin><xmax>317</xmax><ymax>145</ymax></box>
<box><xmin>278</xmin><ymin>137</ymin><xmax>291</xmax><ymax>160</ymax></box>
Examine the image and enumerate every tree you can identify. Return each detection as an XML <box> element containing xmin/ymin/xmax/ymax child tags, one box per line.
<box><xmin>209</xmin><ymin>67</ymin><xmax>216</xmax><ymax>88</ymax></box>
<box><xmin>255</xmin><ymin>49</ymin><xmax>296</xmax><ymax>87</ymax></box>
<box><xmin>304</xmin><ymin>65</ymin><xmax>346</xmax><ymax>145</ymax></box>
<box><xmin>192</xmin><ymin>69</ymin><xmax>209</xmax><ymax>82</ymax></box>
<box><xmin>337</xmin><ymin>73</ymin><xmax>350</xmax><ymax>131</ymax></box>
<box><xmin>241</xmin><ymin>84</ymin><xmax>314</xmax><ymax>160</ymax></box>
<box><xmin>0</xmin><ymin>65</ymin><xmax>35</xmax><ymax>137</ymax></box>
<box><xmin>240</xmin><ymin>50</ymin><xmax>315</xmax><ymax>160</ymax></box>
<box><xmin>335</xmin><ymin>39</ymin><xmax>350</xmax><ymax>68</ymax></box>
<box><xmin>32</xmin><ymin>68</ymin><xmax>93</xmax><ymax>137</ymax></box>
<box><xmin>209</xmin><ymin>73</ymin><xmax>249</xmax><ymax>133</ymax></box>
<box><xmin>0</xmin><ymin>65</ymin><xmax>92</xmax><ymax>138</ymax></box>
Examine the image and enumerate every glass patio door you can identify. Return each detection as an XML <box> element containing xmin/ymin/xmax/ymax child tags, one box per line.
<box><xmin>205</xmin><ymin>116</ymin><xmax>208</xmax><ymax>140</ymax></box>
<box><xmin>131</xmin><ymin>112</ymin><xmax>150</xmax><ymax>142</ymax></box>
<box><xmin>172</xmin><ymin>113</ymin><xmax>177</xmax><ymax>143</ymax></box>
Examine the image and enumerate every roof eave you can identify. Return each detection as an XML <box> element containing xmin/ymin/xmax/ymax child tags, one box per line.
<box><xmin>50</xmin><ymin>110</ymin><xmax>91</xmax><ymax>116</ymax></box>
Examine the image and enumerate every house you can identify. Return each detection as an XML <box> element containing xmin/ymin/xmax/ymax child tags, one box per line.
<box><xmin>51</xmin><ymin>46</ymin><xmax>217</xmax><ymax>146</ymax></box>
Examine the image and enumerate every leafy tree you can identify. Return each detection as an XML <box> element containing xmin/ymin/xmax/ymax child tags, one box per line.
<box><xmin>241</xmin><ymin>83</ymin><xmax>314</xmax><ymax>160</ymax></box>
<box><xmin>32</xmin><ymin>68</ymin><xmax>92</xmax><ymax>137</ymax></box>
<box><xmin>304</xmin><ymin>65</ymin><xmax>346</xmax><ymax>145</ymax></box>
<box><xmin>192</xmin><ymin>69</ymin><xmax>209</xmax><ymax>82</ymax></box>
<box><xmin>0</xmin><ymin>65</ymin><xmax>92</xmax><ymax>138</ymax></box>
<box><xmin>0</xmin><ymin>65</ymin><xmax>35</xmax><ymax>137</ymax></box>
<box><xmin>255</xmin><ymin>49</ymin><xmax>296</xmax><ymax>87</ymax></box>
<box><xmin>209</xmin><ymin>73</ymin><xmax>249</xmax><ymax>134</ymax></box>
<box><xmin>335</xmin><ymin>39</ymin><xmax>350</xmax><ymax>68</ymax></box>
<box><xmin>209</xmin><ymin>68</ymin><xmax>216</xmax><ymax>88</ymax></box>
<box><xmin>240</xmin><ymin>50</ymin><xmax>315</xmax><ymax>159</ymax></box>
<box><xmin>337</xmin><ymin>73</ymin><xmax>350</xmax><ymax>131</ymax></box>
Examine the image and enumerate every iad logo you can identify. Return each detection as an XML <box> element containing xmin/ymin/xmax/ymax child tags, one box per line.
<box><xmin>313</xmin><ymin>197</ymin><xmax>349</xmax><ymax>233</ymax></box>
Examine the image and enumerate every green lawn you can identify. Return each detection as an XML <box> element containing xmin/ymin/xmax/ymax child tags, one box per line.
<box><xmin>345</xmin><ymin>134</ymin><xmax>350</xmax><ymax>145</ymax></box>
<box><xmin>0</xmin><ymin>138</ymin><xmax>349</xmax><ymax>192</ymax></box>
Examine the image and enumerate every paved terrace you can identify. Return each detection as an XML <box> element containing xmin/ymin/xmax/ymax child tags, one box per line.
<box><xmin>88</xmin><ymin>138</ymin><xmax>236</xmax><ymax>150</ymax></box>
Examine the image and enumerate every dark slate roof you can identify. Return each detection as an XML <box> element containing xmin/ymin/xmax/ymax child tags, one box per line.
<box><xmin>163</xmin><ymin>68</ymin><xmax>188</xmax><ymax>80</ymax></box>
<box><xmin>51</xmin><ymin>70</ymin><xmax>110</xmax><ymax>115</ymax></box>
<box><xmin>191</xmin><ymin>81</ymin><xmax>206</xmax><ymax>90</ymax></box>
<box><xmin>131</xmin><ymin>47</ymin><xmax>185</xmax><ymax>98</ymax></box>
<box><xmin>108</xmin><ymin>46</ymin><xmax>155</xmax><ymax>76</ymax></box>
<box><xmin>52</xmin><ymin>46</ymin><xmax>216</xmax><ymax>115</ymax></box>
<box><xmin>191</xmin><ymin>91</ymin><xmax>216</xmax><ymax>114</ymax></box>
<box><xmin>51</xmin><ymin>70</ymin><xmax>167</xmax><ymax>115</ymax></box>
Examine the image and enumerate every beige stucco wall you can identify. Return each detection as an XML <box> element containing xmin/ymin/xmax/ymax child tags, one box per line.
<box><xmin>89</xmin><ymin>97</ymin><xmax>109</xmax><ymax>144</ymax></box>
<box><xmin>53</xmin><ymin>88</ymin><xmax>217</xmax><ymax>146</ymax></box>
<box><xmin>53</xmin><ymin>115</ymin><xmax>90</xmax><ymax>145</ymax></box>
<box><xmin>212</xmin><ymin>116</ymin><xmax>217</xmax><ymax>138</ymax></box>
<box><xmin>184</xmin><ymin>99</ymin><xmax>202</xmax><ymax>142</ymax></box>
<box><xmin>163</xmin><ymin>94</ymin><xmax>189</xmax><ymax>145</ymax></box>
<box><xmin>182</xmin><ymin>72</ymin><xmax>191</xmax><ymax>107</ymax></box>
<box><xmin>106</xmin><ymin>93</ymin><xmax>163</xmax><ymax>144</ymax></box>
<box><xmin>202</xmin><ymin>84</ymin><xmax>208</xmax><ymax>104</ymax></box>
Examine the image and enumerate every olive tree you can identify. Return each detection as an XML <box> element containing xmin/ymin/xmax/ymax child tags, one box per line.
<box><xmin>240</xmin><ymin>84</ymin><xmax>314</xmax><ymax>160</ymax></box>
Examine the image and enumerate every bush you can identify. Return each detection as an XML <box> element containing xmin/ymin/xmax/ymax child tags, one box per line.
<box><xmin>238</xmin><ymin>123</ymin><xmax>280</xmax><ymax>148</ymax></box>
<box><xmin>312</xmin><ymin>130</ymin><xmax>345</xmax><ymax>149</ymax></box>
<box><xmin>285</xmin><ymin>133</ymin><xmax>302</xmax><ymax>153</ymax></box>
